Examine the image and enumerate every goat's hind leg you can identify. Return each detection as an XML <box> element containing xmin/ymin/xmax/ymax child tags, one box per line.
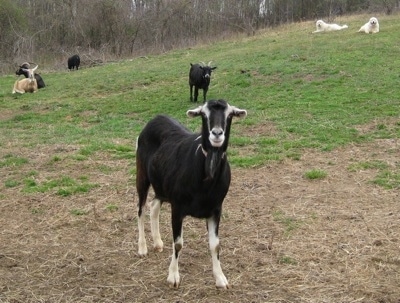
<box><xmin>137</xmin><ymin>174</ymin><xmax>150</xmax><ymax>257</ymax></box>
<box><xmin>150</xmin><ymin>198</ymin><xmax>163</xmax><ymax>252</ymax></box>
<box><xmin>137</xmin><ymin>196</ymin><xmax>148</xmax><ymax>256</ymax></box>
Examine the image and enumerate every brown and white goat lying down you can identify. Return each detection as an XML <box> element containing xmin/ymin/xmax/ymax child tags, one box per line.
<box><xmin>12</xmin><ymin>65</ymin><xmax>39</xmax><ymax>94</ymax></box>
<box><xmin>136</xmin><ymin>99</ymin><xmax>247</xmax><ymax>289</ymax></box>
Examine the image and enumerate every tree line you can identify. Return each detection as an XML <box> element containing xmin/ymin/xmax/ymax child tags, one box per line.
<box><xmin>0</xmin><ymin>0</ymin><xmax>398</xmax><ymax>74</ymax></box>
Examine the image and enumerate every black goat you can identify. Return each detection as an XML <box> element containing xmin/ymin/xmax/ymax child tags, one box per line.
<box><xmin>68</xmin><ymin>54</ymin><xmax>80</xmax><ymax>70</ymax></box>
<box><xmin>16</xmin><ymin>62</ymin><xmax>45</xmax><ymax>89</ymax></box>
<box><xmin>189</xmin><ymin>62</ymin><xmax>217</xmax><ymax>102</ymax></box>
<box><xmin>136</xmin><ymin>99</ymin><xmax>247</xmax><ymax>289</ymax></box>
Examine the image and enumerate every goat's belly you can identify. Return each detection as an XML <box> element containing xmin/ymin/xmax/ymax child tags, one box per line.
<box><xmin>183</xmin><ymin>191</ymin><xmax>228</xmax><ymax>219</ymax></box>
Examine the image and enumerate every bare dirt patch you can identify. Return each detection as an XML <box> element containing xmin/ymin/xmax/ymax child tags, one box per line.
<box><xmin>0</xmin><ymin>139</ymin><xmax>399</xmax><ymax>303</ymax></box>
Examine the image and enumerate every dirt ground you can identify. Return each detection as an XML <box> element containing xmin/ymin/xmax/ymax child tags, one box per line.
<box><xmin>0</xmin><ymin>137</ymin><xmax>399</xmax><ymax>303</ymax></box>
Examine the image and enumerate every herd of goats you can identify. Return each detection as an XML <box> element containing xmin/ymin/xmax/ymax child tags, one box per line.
<box><xmin>12</xmin><ymin>54</ymin><xmax>80</xmax><ymax>94</ymax></box>
<box><xmin>11</xmin><ymin>54</ymin><xmax>246</xmax><ymax>289</ymax></box>
<box><xmin>12</xmin><ymin>55</ymin><xmax>218</xmax><ymax>104</ymax></box>
<box><xmin>7</xmin><ymin>15</ymin><xmax>386</xmax><ymax>290</ymax></box>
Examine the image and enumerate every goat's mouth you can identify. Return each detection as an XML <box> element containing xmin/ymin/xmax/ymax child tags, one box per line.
<box><xmin>209</xmin><ymin>138</ymin><xmax>224</xmax><ymax>147</ymax></box>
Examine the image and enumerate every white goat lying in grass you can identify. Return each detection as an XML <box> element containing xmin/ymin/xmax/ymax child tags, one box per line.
<box><xmin>12</xmin><ymin>65</ymin><xmax>38</xmax><ymax>94</ymax></box>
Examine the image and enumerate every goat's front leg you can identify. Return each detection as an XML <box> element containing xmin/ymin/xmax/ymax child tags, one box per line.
<box><xmin>207</xmin><ymin>216</ymin><xmax>229</xmax><ymax>289</ymax></box>
<box><xmin>194</xmin><ymin>87</ymin><xmax>199</xmax><ymax>102</ymax></box>
<box><xmin>150</xmin><ymin>198</ymin><xmax>163</xmax><ymax>252</ymax></box>
<box><xmin>203</xmin><ymin>88</ymin><xmax>208</xmax><ymax>103</ymax></box>
<box><xmin>167</xmin><ymin>213</ymin><xmax>183</xmax><ymax>288</ymax></box>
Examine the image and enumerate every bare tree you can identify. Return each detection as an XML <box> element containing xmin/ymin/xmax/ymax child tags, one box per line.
<box><xmin>1</xmin><ymin>0</ymin><xmax>394</xmax><ymax>74</ymax></box>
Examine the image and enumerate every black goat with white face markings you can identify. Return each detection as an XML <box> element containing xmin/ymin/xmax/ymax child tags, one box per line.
<box><xmin>189</xmin><ymin>62</ymin><xmax>217</xmax><ymax>102</ymax></box>
<box><xmin>136</xmin><ymin>99</ymin><xmax>246</xmax><ymax>289</ymax></box>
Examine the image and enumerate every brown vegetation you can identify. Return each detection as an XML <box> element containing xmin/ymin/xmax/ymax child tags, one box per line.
<box><xmin>1</xmin><ymin>135</ymin><xmax>399</xmax><ymax>302</ymax></box>
<box><xmin>1</xmin><ymin>0</ymin><xmax>398</xmax><ymax>73</ymax></box>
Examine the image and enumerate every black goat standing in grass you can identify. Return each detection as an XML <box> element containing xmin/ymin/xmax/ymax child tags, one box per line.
<box><xmin>68</xmin><ymin>54</ymin><xmax>80</xmax><ymax>70</ymax></box>
<box><xmin>189</xmin><ymin>62</ymin><xmax>217</xmax><ymax>102</ymax></box>
<box><xmin>136</xmin><ymin>99</ymin><xmax>247</xmax><ymax>289</ymax></box>
<box><xmin>16</xmin><ymin>62</ymin><xmax>45</xmax><ymax>89</ymax></box>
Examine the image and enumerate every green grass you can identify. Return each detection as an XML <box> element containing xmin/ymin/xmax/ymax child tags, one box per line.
<box><xmin>348</xmin><ymin>160</ymin><xmax>400</xmax><ymax>189</ymax></box>
<box><xmin>348</xmin><ymin>160</ymin><xmax>389</xmax><ymax>171</ymax></box>
<box><xmin>372</xmin><ymin>170</ymin><xmax>400</xmax><ymax>189</ymax></box>
<box><xmin>0</xmin><ymin>154</ymin><xmax>29</xmax><ymax>168</ymax></box>
<box><xmin>22</xmin><ymin>175</ymin><xmax>99</xmax><ymax>196</ymax></box>
<box><xmin>105</xmin><ymin>204</ymin><xmax>119</xmax><ymax>212</ymax></box>
<box><xmin>304</xmin><ymin>169</ymin><xmax>328</xmax><ymax>180</ymax></box>
<box><xmin>1</xmin><ymin>14</ymin><xmax>399</xmax><ymax>184</ymax></box>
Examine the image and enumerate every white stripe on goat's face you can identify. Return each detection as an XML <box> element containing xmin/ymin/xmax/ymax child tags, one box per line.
<box><xmin>201</xmin><ymin>103</ymin><xmax>228</xmax><ymax>147</ymax></box>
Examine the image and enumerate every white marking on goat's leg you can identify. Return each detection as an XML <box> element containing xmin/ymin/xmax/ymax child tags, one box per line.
<box><xmin>137</xmin><ymin>210</ymin><xmax>148</xmax><ymax>257</ymax></box>
<box><xmin>207</xmin><ymin>218</ymin><xmax>229</xmax><ymax>289</ymax></box>
<box><xmin>150</xmin><ymin>199</ymin><xmax>163</xmax><ymax>252</ymax></box>
<box><xmin>167</xmin><ymin>234</ymin><xmax>183</xmax><ymax>288</ymax></box>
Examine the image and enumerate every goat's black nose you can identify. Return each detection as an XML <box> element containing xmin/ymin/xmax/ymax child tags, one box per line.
<box><xmin>212</xmin><ymin>129</ymin><xmax>223</xmax><ymax>137</ymax></box>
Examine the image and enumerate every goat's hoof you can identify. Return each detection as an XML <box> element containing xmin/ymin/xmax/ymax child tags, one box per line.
<box><xmin>153</xmin><ymin>246</ymin><xmax>163</xmax><ymax>253</ymax></box>
<box><xmin>138</xmin><ymin>247</ymin><xmax>148</xmax><ymax>257</ymax></box>
<box><xmin>167</xmin><ymin>274</ymin><xmax>180</xmax><ymax>289</ymax></box>
<box><xmin>153</xmin><ymin>240</ymin><xmax>163</xmax><ymax>252</ymax></box>
<box><xmin>215</xmin><ymin>276</ymin><xmax>229</xmax><ymax>289</ymax></box>
<box><xmin>216</xmin><ymin>283</ymin><xmax>230</xmax><ymax>289</ymax></box>
<box><xmin>168</xmin><ymin>281</ymin><xmax>180</xmax><ymax>289</ymax></box>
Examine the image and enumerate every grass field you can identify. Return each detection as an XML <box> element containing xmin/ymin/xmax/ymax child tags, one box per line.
<box><xmin>0</xmin><ymin>13</ymin><xmax>399</xmax><ymax>303</ymax></box>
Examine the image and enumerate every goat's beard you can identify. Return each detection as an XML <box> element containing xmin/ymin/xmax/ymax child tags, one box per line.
<box><xmin>204</xmin><ymin>148</ymin><xmax>224</xmax><ymax>180</ymax></box>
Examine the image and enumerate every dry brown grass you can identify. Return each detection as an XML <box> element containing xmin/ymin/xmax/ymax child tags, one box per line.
<box><xmin>1</xmin><ymin>138</ymin><xmax>399</xmax><ymax>303</ymax></box>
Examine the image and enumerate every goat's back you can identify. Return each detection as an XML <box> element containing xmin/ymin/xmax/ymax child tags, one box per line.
<box><xmin>137</xmin><ymin>115</ymin><xmax>196</xmax><ymax>170</ymax></box>
<box><xmin>138</xmin><ymin>115</ymin><xmax>193</xmax><ymax>151</ymax></box>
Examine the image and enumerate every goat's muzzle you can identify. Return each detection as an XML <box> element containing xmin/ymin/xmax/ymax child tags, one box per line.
<box><xmin>209</xmin><ymin>127</ymin><xmax>224</xmax><ymax>147</ymax></box>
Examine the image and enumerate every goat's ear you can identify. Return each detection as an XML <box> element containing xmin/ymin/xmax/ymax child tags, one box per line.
<box><xmin>32</xmin><ymin>65</ymin><xmax>38</xmax><ymax>71</ymax></box>
<box><xmin>230</xmin><ymin>106</ymin><xmax>247</xmax><ymax>118</ymax></box>
<box><xmin>187</xmin><ymin>106</ymin><xmax>203</xmax><ymax>118</ymax></box>
<box><xmin>212</xmin><ymin>67</ymin><xmax>217</xmax><ymax>70</ymax></box>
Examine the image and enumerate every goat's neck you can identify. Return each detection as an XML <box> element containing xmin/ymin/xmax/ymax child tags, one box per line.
<box><xmin>203</xmin><ymin>147</ymin><xmax>226</xmax><ymax>180</ymax></box>
<box><xmin>201</xmin><ymin>138</ymin><xmax>229</xmax><ymax>180</ymax></box>
<box><xmin>199</xmin><ymin>116</ymin><xmax>233</xmax><ymax>179</ymax></box>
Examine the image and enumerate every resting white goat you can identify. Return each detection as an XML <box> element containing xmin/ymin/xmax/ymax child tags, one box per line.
<box><xmin>12</xmin><ymin>65</ymin><xmax>38</xmax><ymax>94</ymax></box>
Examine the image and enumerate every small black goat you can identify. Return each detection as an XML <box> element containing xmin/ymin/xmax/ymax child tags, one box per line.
<box><xmin>189</xmin><ymin>62</ymin><xmax>217</xmax><ymax>102</ymax></box>
<box><xmin>16</xmin><ymin>62</ymin><xmax>45</xmax><ymax>89</ymax></box>
<box><xmin>68</xmin><ymin>54</ymin><xmax>80</xmax><ymax>70</ymax></box>
<box><xmin>136</xmin><ymin>99</ymin><xmax>247</xmax><ymax>289</ymax></box>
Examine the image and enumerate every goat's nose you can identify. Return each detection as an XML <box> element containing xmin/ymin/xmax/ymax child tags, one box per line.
<box><xmin>212</xmin><ymin>129</ymin><xmax>223</xmax><ymax>137</ymax></box>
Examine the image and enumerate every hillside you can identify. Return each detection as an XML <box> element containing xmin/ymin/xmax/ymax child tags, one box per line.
<box><xmin>0</xmin><ymin>14</ymin><xmax>399</xmax><ymax>303</ymax></box>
